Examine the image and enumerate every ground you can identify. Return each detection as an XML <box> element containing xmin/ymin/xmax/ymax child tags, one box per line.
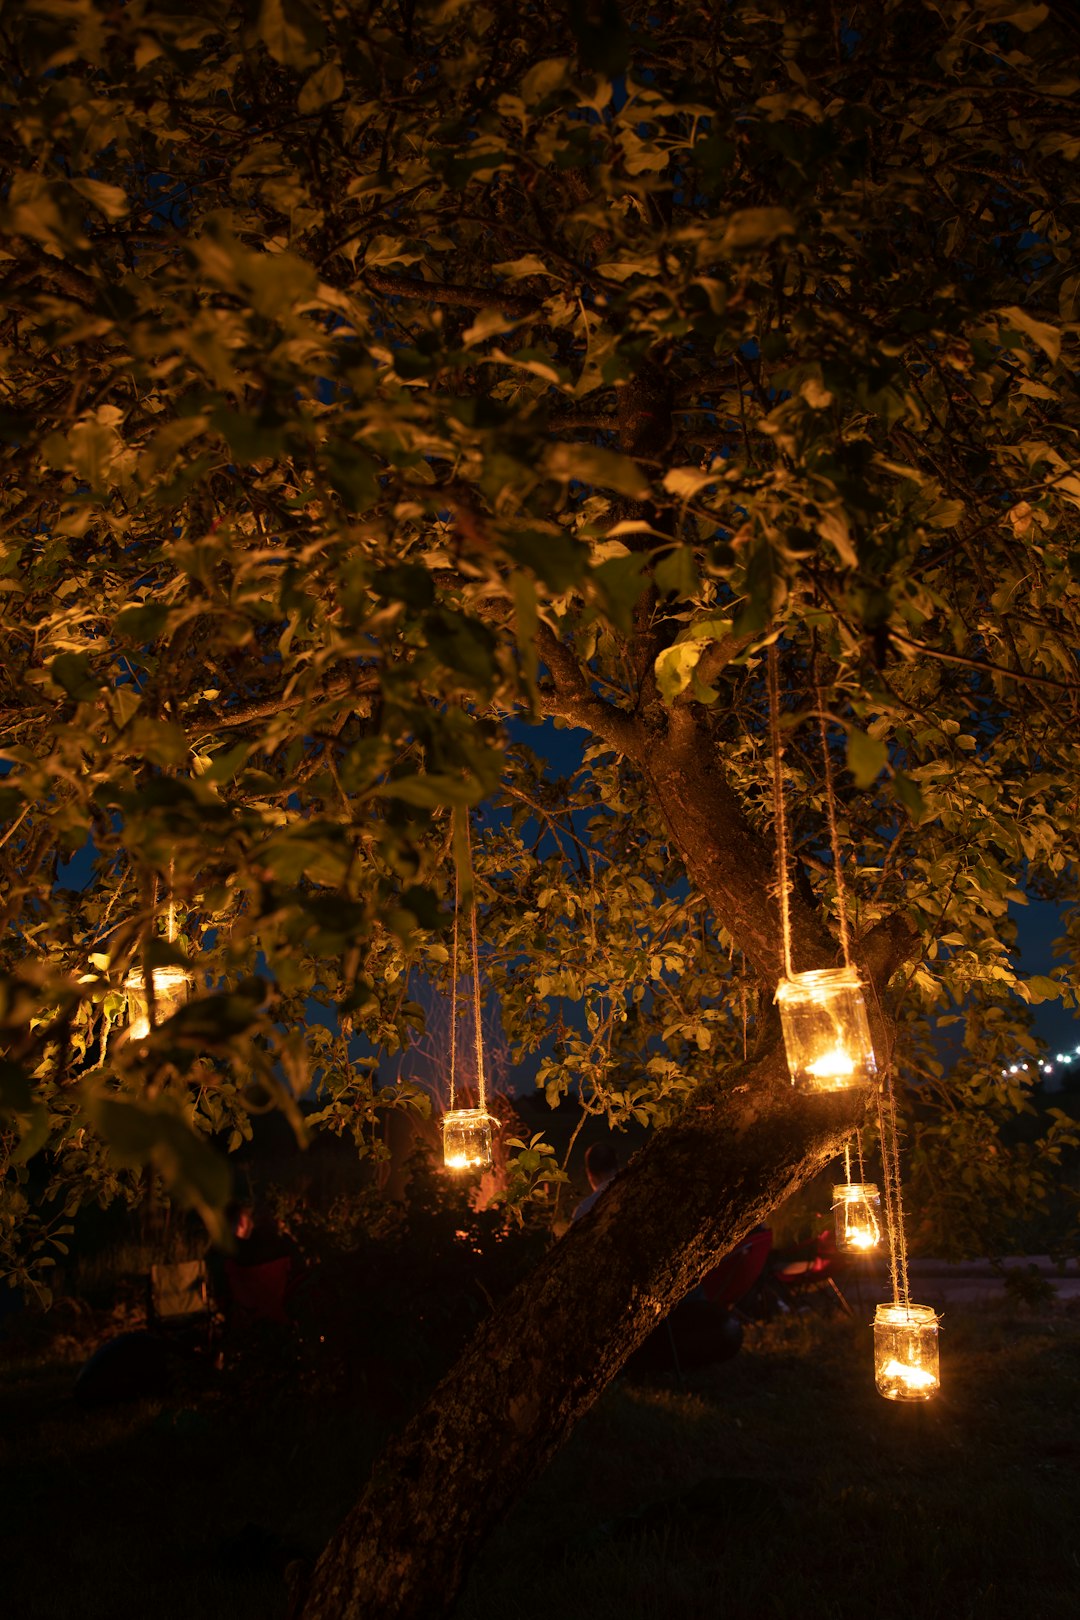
<box><xmin>3</xmin><ymin>1279</ymin><xmax>1078</xmax><ymax>1620</ymax></box>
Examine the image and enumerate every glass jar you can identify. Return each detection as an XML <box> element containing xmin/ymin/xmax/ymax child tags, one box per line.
<box><xmin>873</xmin><ymin>1302</ymin><xmax>940</xmax><ymax>1401</ymax></box>
<box><xmin>442</xmin><ymin>1108</ymin><xmax>495</xmax><ymax>1172</ymax></box>
<box><xmin>832</xmin><ymin>1182</ymin><xmax>882</xmax><ymax>1252</ymax></box>
<box><xmin>124</xmin><ymin>965</ymin><xmax>191</xmax><ymax>1042</ymax></box>
<box><xmin>775</xmin><ymin>967</ymin><xmax>878</xmax><ymax>1091</ymax></box>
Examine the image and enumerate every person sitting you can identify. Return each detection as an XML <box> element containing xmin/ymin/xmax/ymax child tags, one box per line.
<box><xmin>571</xmin><ymin>1141</ymin><xmax>619</xmax><ymax>1222</ymax></box>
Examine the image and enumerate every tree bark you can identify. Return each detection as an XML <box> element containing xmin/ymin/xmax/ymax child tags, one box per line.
<box><xmin>295</xmin><ymin>706</ymin><xmax>919</xmax><ymax>1620</ymax></box>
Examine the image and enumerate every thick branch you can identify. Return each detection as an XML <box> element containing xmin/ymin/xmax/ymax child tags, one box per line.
<box><xmin>362</xmin><ymin>268</ymin><xmax>540</xmax><ymax>318</ymax></box>
<box><xmin>535</xmin><ymin>624</ymin><xmax>642</xmax><ymax>758</ymax></box>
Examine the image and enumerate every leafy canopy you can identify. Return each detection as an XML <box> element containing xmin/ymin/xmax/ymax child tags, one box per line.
<box><xmin>2</xmin><ymin>0</ymin><xmax>1080</xmax><ymax>1288</ymax></box>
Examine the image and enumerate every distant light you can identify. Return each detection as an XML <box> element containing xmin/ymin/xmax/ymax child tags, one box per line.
<box><xmin>1010</xmin><ymin>1065</ymin><xmax>1018</xmax><ymax>1074</ymax></box>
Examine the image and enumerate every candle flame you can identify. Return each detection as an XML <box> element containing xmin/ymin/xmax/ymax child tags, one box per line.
<box><xmin>849</xmin><ymin>1227</ymin><xmax>878</xmax><ymax>1249</ymax></box>
<box><xmin>882</xmin><ymin>1358</ymin><xmax>936</xmax><ymax>1390</ymax></box>
<box><xmin>807</xmin><ymin>1046</ymin><xmax>856</xmax><ymax>1079</ymax></box>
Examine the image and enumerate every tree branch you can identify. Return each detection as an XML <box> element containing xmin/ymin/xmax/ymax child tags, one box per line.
<box><xmin>534</xmin><ymin>624</ymin><xmax>642</xmax><ymax>759</ymax></box>
<box><xmin>361</xmin><ymin>268</ymin><xmax>540</xmax><ymax>318</ymax></box>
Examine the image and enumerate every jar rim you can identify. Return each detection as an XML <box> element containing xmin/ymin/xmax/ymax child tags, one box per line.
<box><xmin>874</xmin><ymin>1302</ymin><xmax>939</xmax><ymax>1327</ymax></box>
<box><xmin>775</xmin><ymin>966</ymin><xmax>863</xmax><ymax>1001</ymax></box>
<box><xmin>832</xmin><ymin>1183</ymin><xmax>880</xmax><ymax>1200</ymax></box>
<box><xmin>442</xmin><ymin>1108</ymin><xmax>496</xmax><ymax>1126</ymax></box>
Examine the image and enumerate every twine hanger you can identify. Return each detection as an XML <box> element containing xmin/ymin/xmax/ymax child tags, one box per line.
<box><xmin>812</xmin><ymin>641</ymin><xmax>908</xmax><ymax>1305</ymax></box>
<box><xmin>766</xmin><ymin>643</ymin><xmax>794</xmax><ymax>982</ymax></box>
<box><xmin>448</xmin><ymin>807</ymin><xmax>487</xmax><ymax>1115</ymax></box>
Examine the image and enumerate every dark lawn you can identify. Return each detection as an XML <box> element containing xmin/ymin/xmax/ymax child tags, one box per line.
<box><xmin>3</xmin><ymin>1305</ymin><xmax>1078</xmax><ymax>1620</ymax></box>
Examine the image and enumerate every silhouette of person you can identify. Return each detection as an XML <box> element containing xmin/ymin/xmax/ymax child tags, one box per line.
<box><xmin>571</xmin><ymin>1141</ymin><xmax>619</xmax><ymax>1222</ymax></box>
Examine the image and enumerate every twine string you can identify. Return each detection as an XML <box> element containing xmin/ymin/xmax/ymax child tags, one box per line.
<box><xmin>856</xmin><ymin>1125</ymin><xmax>866</xmax><ymax>1183</ymax></box>
<box><xmin>767</xmin><ymin>643</ymin><xmax>794</xmax><ymax>981</ymax></box>
<box><xmin>875</xmin><ymin>1066</ymin><xmax>911</xmax><ymax>1307</ymax></box>
<box><xmin>165</xmin><ymin>857</ymin><xmax>178</xmax><ymax>946</ymax></box>
<box><xmin>813</xmin><ymin>649</ymin><xmax>852</xmax><ymax>967</ymax></box>
<box><xmin>464</xmin><ymin>810</ymin><xmax>487</xmax><ymax>1113</ymax></box>
<box><xmin>844</xmin><ymin>1139</ymin><xmax>852</xmax><ymax>1185</ymax></box>
<box><xmin>448</xmin><ymin>838</ymin><xmax>460</xmax><ymax>1114</ymax></box>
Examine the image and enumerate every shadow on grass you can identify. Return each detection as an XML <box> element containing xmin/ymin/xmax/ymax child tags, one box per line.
<box><xmin>3</xmin><ymin>1308</ymin><xmax>1078</xmax><ymax>1620</ymax></box>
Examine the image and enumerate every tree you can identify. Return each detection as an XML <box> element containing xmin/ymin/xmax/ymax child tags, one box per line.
<box><xmin>2</xmin><ymin>0</ymin><xmax>1080</xmax><ymax>1612</ymax></box>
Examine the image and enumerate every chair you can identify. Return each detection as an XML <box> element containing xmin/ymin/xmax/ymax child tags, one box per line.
<box><xmin>701</xmin><ymin>1228</ymin><xmax>773</xmax><ymax>1312</ymax></box>
<box><xmin>768</xmin><ymin>1226</ymin><xmax>853</xmax><ymax>1317</ymax></box>
<box><xmin>223</xmin><ymin>1256</ymin><xmax>293</xmax><ymax>1328</ymax></box>
<box><xmin>147</xmin><ymin>1259</ymin><xmax>212</xmax><ymax>1338</ymax></box>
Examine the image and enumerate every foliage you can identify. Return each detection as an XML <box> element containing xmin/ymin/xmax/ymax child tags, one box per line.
<box><xmin>2</xmin><ymin>0</ymin><xmax>1080</xmax><ymax>1283</ymax></box>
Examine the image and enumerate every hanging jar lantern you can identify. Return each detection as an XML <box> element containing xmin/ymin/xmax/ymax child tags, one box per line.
<box><xmin>873</xmin><ymin>1302</ymin><xmax>940</xmax><ymax>1401</ymax></box>
<box><xmin>775</xmin><ymin>966</ymin><xmax>877</xmax><ymax>1091</ymax></box>
<box><xmin>124</xmin><ymin>965</ymin><xmax>190</xmax><ymax>1042</ymax></box>
<box><xmin>766</xmin><ymin>650</ymin><xmax>877</xmax><ymax>1093</ymax></box>
<box><xmin>832</xmin><ymin>1181</ymin><xmax>882</xmax><ymax>1251</ymax></box>
<box><xmin>442</xmin><ymin>1108</ymin><xmax>495</xmax><ymax>1172</ymax></box>
<box><xmin>442</xmin><ymin>807</ymin><xmax>498</xmax><ymax>1175</ymax></box>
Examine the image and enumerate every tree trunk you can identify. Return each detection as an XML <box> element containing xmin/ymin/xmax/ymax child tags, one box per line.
<box><xmin>295</xmin><ymin>712</ymin><xmax>919</xmax><ymax>1619</ymax></box>
<box><xmin>296</xmin><ymin>1053</ymin><xmax>865</xmax><ymax>1620</ymax></box>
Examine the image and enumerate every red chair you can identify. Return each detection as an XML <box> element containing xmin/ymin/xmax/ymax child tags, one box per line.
<box><xmin>768</xmin><ymin>1227</ymin><xmax>853</xmax><ymax>1317</ymax></box>
<box><xmin>701</xmin><ymin>1228</ymin><xmax>773</xmax><ymax>1311</ymax></box>
<box><xmin>223</xmin><ymin>1256</ymin><xmax>292</xmax><ymax>1327</ymax></box>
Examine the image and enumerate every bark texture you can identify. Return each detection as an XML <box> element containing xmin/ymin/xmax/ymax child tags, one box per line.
<box><xmin>295</xmin><ymin>702</ymin><xmax>919</xmax><ymax>1620</ymax></box>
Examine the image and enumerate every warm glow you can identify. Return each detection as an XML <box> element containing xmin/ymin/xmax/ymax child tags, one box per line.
<box><xmin>775</xmin><ymin>968</ymin><xmax>877</xmax><ymax>1092</ymax></box>
<box><xmin>882</xmin><ymin>1358</ymin><xmax>936</xmax><ymax>1391</ymax></box>
<box><xmin>806</xmin><ymin>1046</ymin><xmax>855</xmax><ymax>1080</ymax></box>
<box><xmin>442</xmin><ymin>1107</ymin><xmax>495</xmax><ymax>1174</ymax></box>
<box><xmin>833</xmin><ymin>1182</ymin><xmax>882</xmax><ymax>1252</ymax></box>
<box><xmin>124</xmin><ymin>965</ymin><xmax>190</xmax><ymax>1042</ymax></box>
<box><xmin>874</xmin><ymin>1302</ymin><xmax>940</xmax><ymax>1401</ymax></box>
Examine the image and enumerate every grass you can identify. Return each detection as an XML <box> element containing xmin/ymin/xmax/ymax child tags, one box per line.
<box><xmin>3</xmin><ymin>1303</ymin><xmax>1078</xmax><ymax>1620</ymax></box>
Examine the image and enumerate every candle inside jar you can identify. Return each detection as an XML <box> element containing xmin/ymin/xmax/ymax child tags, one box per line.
<box><xmin>806</xmin><ymin>1047</ymin><xmax>855</xmax><ymax>1080</ymax></box>
<box><xmin>882</xmin><ymin>1358</ymin><xmax>936</xmax><ymax>1391</ymax></box>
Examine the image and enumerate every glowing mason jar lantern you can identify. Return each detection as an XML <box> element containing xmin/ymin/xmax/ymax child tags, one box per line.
<box><xmin>775</xmin><ymin>967</ymin><xmax>877</xmax><ymax>1092</ymax></box>
<box><xmin>442</xmin><ymin>1108</ymin><xmax>494</xmax><ymax>1172</ymax></box>
<box><xmin>124</xmin><ymin>966</ymin><xmax>190</xmax><ymax>1042</ymax></box>
<box><xmin>873</xmin><ymin>1303</ymin><xmax>940</xmax><ymax>1401</ymax></box>
<box><xmin>833</xmin><ymin>1182</ymin><xmax>882</xmax><ymax>1251</ymax></box>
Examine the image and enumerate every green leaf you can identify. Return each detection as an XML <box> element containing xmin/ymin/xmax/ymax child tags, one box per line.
<box><xmin>592</xmin><ymin>554</ymin><xmax>648</xmax><ymax>632</ymax></box>
<box><xmin>1025</xmin><ymin>975</ymin><xmax>1061</xmax><ymax>1003</ymax></box>
<box><xmin>892</xmin><ymin>771</ymin><xmax>927</xmax><ymax>824</ymax></box>
<box><xmin>846</xmin><ymin>726</ymin><xmax>888</xmax><ymax>788</ymax></box>
<box><xmin>654</xmin><ymin>641</ymin><xmax>703</xmax><ymax>704</ymax></box>
<box><xmin>298</xmin><ymin>60</ymin><xmax>344</xmax><ymax>113</ymax></box>
<box><xmin>1000</xmin><ymin>305</ymin><xmax>1061</xmax><ymax>363</ymax></box>
<box><xmin>163</xmin><ymin>988</ymin><xmax>266</xmax><ymax>1042</ymax></box>
<box><xmin>377</xmin><ymin>774</ymin><xmax>482</xmax><ymax>809</ymax></box>
<box><xmin>50</xmin><ymin>652</ymin><xmax>102</xmax><ymax>701</ymax></box>
<box><xmin>114</xmin><ymin>603</ymin><xmax>170</xmax><ymax>642</ymax></box>
<box><xmin>721</xmin><ymin>208</ymin><xmax>797</xmax><ymax>251</ymax></box>
<box><xmin>501</xmin><ymin>529</ymin><xmax>587</xmax><ymax>592</ymax></box>
<box><xmin>71</xmin><ymin>178</ymin><xmax>129</xmax><ymax>221</ymax></box>
<box><xmin>653</xmin><ymin>546</ymin><xmax>699</xmax><ymax>598</ymax></box>
<box><xmin>423</xmin><ymin>609</ymin><xmax>498</xmax><ymax>690</ymax></box>
<box><xmin>84</xmin><ymin>1092</ymin><xmax>231</xmax><ymax>1238</ymax></box>
<box><xmin>253</xmin><ymin>0</ymin><xmax>321</xmax><ymax>69</ymax></box>
<box><xmin>544</xmin><ymin>443</ymin><xmax>650</xmax><ymax>498</ymax></box>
